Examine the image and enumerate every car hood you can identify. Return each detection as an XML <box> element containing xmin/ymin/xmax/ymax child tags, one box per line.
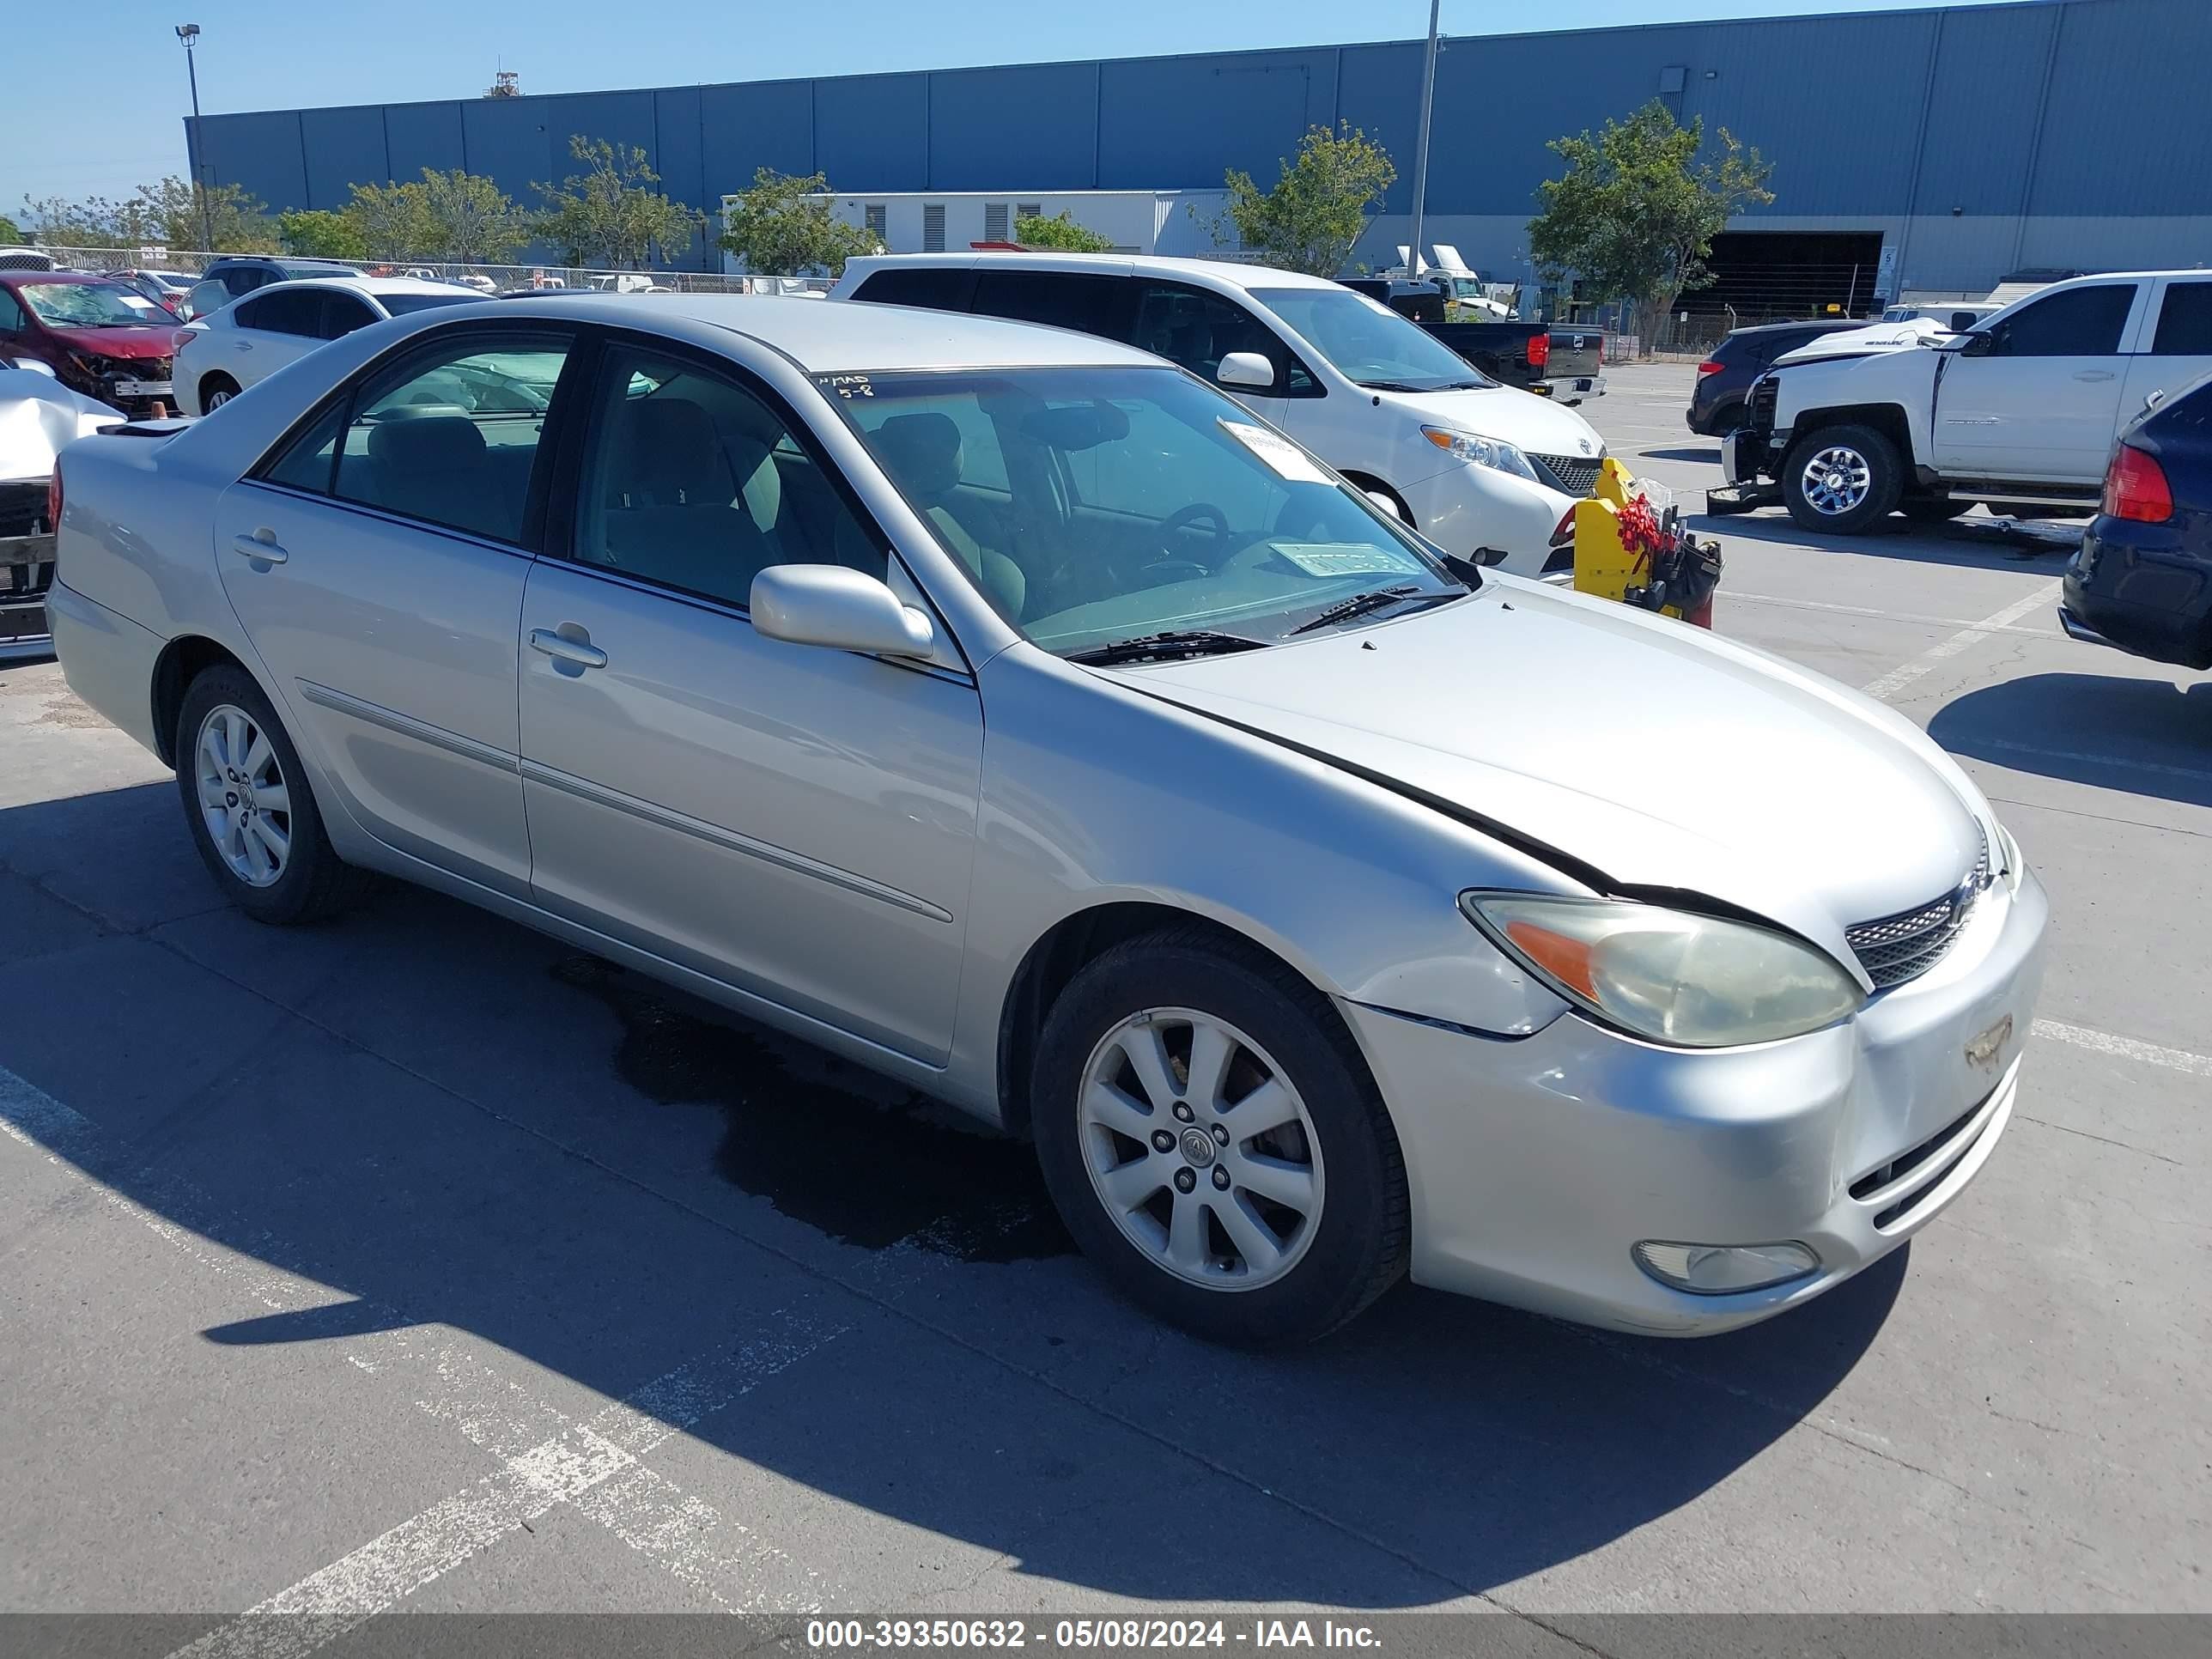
<box><xmin>37</xmin><ymin>323</ymin><xmax>177</xmax><ymax>361</ymax></box>
<box><xmin>1379</xmin><ymin>384</ymin><xmax>1604</xmax><ymax>461</ymax></box>
<box><xmin>1115</xmin><ymin>578</ymin><xmax>1990</xmax><ymax>975</ymax></box>
<box><xmin>1774</xmin><ymin>319</ymin><xmax>1951</xmax><ymax>365</ymax></box>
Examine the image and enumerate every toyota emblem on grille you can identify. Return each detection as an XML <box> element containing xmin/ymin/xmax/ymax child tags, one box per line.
<box><xmin>1577</xmin><ymin>438</ymin><xmax>1593</xmax><ymax>454</ymax></box>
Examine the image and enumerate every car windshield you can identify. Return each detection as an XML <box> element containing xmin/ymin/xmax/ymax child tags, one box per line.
<box><xmin>380</xmin><ymin>292</ymin><xmax>479</xmax><ymax>317</ymax></box>
<box><xmin>827</xmin><ymin>365</ymin><xmax>1468</xmax><ymax>658</ymax></box>
<box><xmin>18</xmin><ymin>282</ymin><xmax>154</xmax><ymax>327</ymax></box>
<box><xmin>1251</xmin><ymin>287</ymin><xmax>1494</xmax><ymax>392</ymax></box>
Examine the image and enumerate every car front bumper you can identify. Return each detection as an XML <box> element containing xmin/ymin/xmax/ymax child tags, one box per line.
<box><xmin>1400</xmin><ymin>464</ymin><xmax>1583</xmax><ymax>581</ymax></box>
<box><xmin>1341</xmin><ymin>864</ymin><xmax>2049</xmax><ymax>1336</ymax></box>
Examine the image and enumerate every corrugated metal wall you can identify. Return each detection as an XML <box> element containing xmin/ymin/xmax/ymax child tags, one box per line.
<box><xmin>187</xmin><ymin>0</ymin><xmax>2212</xmax><ymax>272</ymax></box>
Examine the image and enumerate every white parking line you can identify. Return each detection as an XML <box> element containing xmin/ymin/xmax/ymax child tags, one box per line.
<box><xmin>1725</xmin><ymin>590</ymin><xmax>2057</xmax><ymax>641</ymax></box>
<box><xmin>0</xmin><ymin>1065</ymin><xmax>842</xmax><ymax>1642</ymax></box>
<box><xmin>1859</xmin><ymin>580</ymin><xmax>2065</xmax><ymax>702</ymax></box>
<box><xmin>2033</xmin><ymin>1019</ymin><xmax>2212</xmax><ymax>1079</ymax></box>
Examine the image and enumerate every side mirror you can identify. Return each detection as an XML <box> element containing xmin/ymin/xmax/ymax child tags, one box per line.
<box><xmin>1216</xmin><ymin>351</ymin><xmax>1275</xmax><ymax>390</ymax></box>
<box><xmin>1957</xmin><ymin>331</ymin><xmax>1996</xmax><ymax>357</ymax></box>
<box><xmin>1364</xmin><ymin>489</ymin><xmax>1406</xmax><ymax>522</ymax></box>
<box><xmin>750</xmin><ymin>564</ymin><xmax>937</xmax><ymax>659</ymax></box>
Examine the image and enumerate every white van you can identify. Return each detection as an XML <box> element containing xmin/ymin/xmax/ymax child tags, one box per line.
<box><xmin>830</xmin><ymin>253</ymin><xmax>1608</xmax><ymax>577</ymax></box>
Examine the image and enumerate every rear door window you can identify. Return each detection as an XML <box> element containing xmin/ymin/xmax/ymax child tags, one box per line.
<box><xmin>969</xmin><ymin>270</ymin><xmax>1131</xmax><ymax>340</ymax></box>
<box><xmin>236</xmin><ymin>288</ymin><xmax>325</xmax><ymax>337</ymax></box>
<box><xmin>325</xmin><ymin>331</ymin><xmax>573</xmax><ymax>544</ymax></box>
<box><xmin>2148</xmin><ymin>282</ymin><xmax>2212</xmax><ymax>356</ymax></box>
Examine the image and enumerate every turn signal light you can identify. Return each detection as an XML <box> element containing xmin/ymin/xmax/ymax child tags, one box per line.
<box><xmin>171</xmin><ymin>328</ymin><xmax>197</xmax><ymax>351</ymax></box>
<box><xmin>2102</xmin><ymin>443</ymin><xmax>2172</xmax><ymax>523</ymax></box>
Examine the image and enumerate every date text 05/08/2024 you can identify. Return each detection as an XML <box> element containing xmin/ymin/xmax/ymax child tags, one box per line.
<box><xmin>804</xmin><ymin>1619</ymin><xmax>1383</xmax><ymax>1650</ymax></box>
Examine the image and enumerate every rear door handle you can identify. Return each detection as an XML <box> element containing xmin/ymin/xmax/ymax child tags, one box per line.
<box><xmin>529</xmin><ymin>628</ymin><xmax>607</xmax><ymax>669</ymax></box>
<box><xmin>2074</xmin><ymin>369</ymin><xmax>2115</xmax><ymax>381</ymax></box>
<box><xmin>229</xmin><ymin>532</ymin><xmax>287</xmax><ymax>564</ymax></box>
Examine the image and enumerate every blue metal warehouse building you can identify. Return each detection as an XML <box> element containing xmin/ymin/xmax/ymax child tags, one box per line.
<box><xmin>187</xmin><ymin>0</ymin><xmax>2210</xmax><ymax>304</ymax></box>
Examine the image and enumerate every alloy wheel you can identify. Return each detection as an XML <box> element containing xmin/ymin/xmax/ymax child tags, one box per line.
<box><xmin>1078</xmin><ymin>1008</ymin><xmax>1325</xmax><ymax>1291</ymax></box>
<box><xmin>194</xmin><ymin>702</ymin><xmax>292</xmax><ymax>887</ymax></box>
<box><xmin>1800</xmin><ymin>444</ymin><xmax>1873</xmax><ymax>515</ymax></box>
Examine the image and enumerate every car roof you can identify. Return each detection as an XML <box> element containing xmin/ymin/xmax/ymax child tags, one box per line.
<box><xmin>1728</xmin><ymin>319</ymin><xmax>1863</xmax><ymax>337</ymax></box>
<box><xmin>845</xmin><ymin>252</ymin><xmax>1344</xmax><ymax>294</ymax></box>
<box><xmin>490</xmin><ymin>292</ymin><xmax>1162</xmax><ymax>372</ymax></box>
<box><xmin>270</xmin><ymin>276</ymin><xmax>471</xmax><ymax>299</ymax></box>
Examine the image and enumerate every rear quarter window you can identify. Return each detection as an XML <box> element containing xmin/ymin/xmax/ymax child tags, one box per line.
<box><xmin>851</xmin><ymin>267</ymin><xmax>975</xmax><ymax>312</ymax></box>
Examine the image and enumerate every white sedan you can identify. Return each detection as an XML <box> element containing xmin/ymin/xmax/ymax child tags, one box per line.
<box><xmin>173</xmin><ymin>277</ymin><xmax>482</xmax><ymax>415</ymax></box>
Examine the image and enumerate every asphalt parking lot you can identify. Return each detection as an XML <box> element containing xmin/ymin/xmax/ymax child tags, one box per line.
<box><xmin>3</xmin><ymin>361</ymin><xmax>2207</xmax><ymax>1638</ymax></box>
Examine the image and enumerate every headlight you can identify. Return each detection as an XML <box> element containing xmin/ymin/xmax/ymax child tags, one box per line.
<box><xmin>1422</xmin><ymin>425</ymin><xmax>1540</xmax><ymax>483</ymax></box>
<box><xmin>1461</xmin><ymin>891</ymin><xmax>1864</xmax><ymax>1048</ymax></box>
<box><xmin>1996</xmin><ymin>819</ymin><xmax>2025</xmax><ymax>890</ymax></box>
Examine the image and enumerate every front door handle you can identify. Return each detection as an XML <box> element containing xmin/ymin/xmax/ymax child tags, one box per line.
<box><xmin>2073</xmin><ymin>369</ymin><xmax>2115</xmax><ymax>381</ymax></box>
<box><xmin>529</xmin><ymin>627</ymin><xmax>607</xmax><ymax>669</ymax></box>
<box><xmin>229</xmin><ymin>531</ymin><xmax>287</xmax><ymax>564</ymax></box>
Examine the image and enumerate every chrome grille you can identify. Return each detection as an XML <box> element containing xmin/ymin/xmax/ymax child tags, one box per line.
<box><xmin>1531</xmin><ymin>453</ymin><xmax>1603</xmax><ymax>496</ymax></box>
<box><xmin>1845</xmin><ymin>833</ymin><xmax>1991</xmax><ymax>991</ymax></box>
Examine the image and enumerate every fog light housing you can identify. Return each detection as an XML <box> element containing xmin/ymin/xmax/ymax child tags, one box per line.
<box><xmin>1633</xmin><ymin>1240</ymin><xmax>1820</xmax><ymax>1295</ymax></box>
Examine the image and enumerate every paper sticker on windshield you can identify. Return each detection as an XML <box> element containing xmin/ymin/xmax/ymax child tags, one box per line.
<box><xmin>1219</xmin><ymin>420</ymin><xmax>1332</xmax><ymax>484</ymax></box>
<box><xmin>1271</xmin><ymin>541</ymin><xmax>1427</xmax><ymax>580</ymax></box>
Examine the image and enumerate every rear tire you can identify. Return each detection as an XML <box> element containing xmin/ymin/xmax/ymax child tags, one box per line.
<box><xmin>1783</xmin><ymin>423</ymin><xmax>1904</xmax><ymax>534</ymax></box>
<box><xmin>1030</xmin><ymin>928</ymin><xmax>1410</xmax><ymax>1346</ymax></box>
<box><xmin>175</xmin><ymin>665</ymin><xmax>368</xmax><ymax>925</ymax></box>
<box><xmin>199</xmin><ymin>373</ymin><xmax>240</xmax><ymax>411</ymax></box>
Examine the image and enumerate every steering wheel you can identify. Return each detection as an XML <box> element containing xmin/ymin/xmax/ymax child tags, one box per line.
<box><xmin>1138</xmin><ymin>502</ymin><xmax>1233</xmax><ymax>585</ymax></box>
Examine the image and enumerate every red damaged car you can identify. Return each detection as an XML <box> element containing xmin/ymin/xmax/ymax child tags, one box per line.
<box><xmin>0</xmin><ymin>271</ymin><xmax>179</xmax><ymax>416</ymax></box>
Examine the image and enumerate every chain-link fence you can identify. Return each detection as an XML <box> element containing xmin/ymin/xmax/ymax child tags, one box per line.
<box><xmin>27</xmin><ymin>246</ymin><xmax>823</xmax><ymax>297</ymax></box>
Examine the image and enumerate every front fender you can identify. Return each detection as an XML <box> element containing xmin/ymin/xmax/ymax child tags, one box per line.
<box><xmin>944</xmin><ymin>644</ymin><xmax>1576</xmax><ymax>1114</ymax></box>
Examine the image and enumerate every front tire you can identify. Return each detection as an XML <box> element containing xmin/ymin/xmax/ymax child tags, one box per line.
<box><xmin>1031</xmin><ymin>930</ymin><xmax>1410</xmax><ymax>1346</ymax></box>
<box><xmin>175</xmin><ymin>665</ymin><xmax>367</xmax><ymax>925</ymax></box>
<box><xmin>1783</xmin><ymin>423</ymin><xmax>1904</xmax><ymax>534</ymax></box>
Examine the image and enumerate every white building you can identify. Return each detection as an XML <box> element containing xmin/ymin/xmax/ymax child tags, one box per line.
<box><xmin>719</xmin><ymin>189</ymin><xmax>1235</xmax><ymax>272</ymax></box>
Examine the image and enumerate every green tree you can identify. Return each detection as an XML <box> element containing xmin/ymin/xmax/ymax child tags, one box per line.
<box><xmin>1210</xmin><ymin>123</ymin><xmax>1395</xmax><ymax>276</ymax></box>
<box><xmin>1013</xmin><ymin>210</ymin><xmax>1114</xmax><ymax>252</ymax></box>
<box><xmin>1528</xmin><ymin>99</ymin><xmax>1773</xmax><ymax>353</ymax></box>
<box><xmin>278</xmin><ymin>209</ymin><xmax>368</xmax><ymax>260</ymax></box>
<box><xmin>535</xmin><ymin>136</ymin><xmax>700</xmax><ymax>269</ymax></box>
<box><xmin>20</xmin><ymin>193</ymin><xmax>130</xmax><ymax>248</ymax></box>
<box><xmin>415</xmin><ymin>168</ymin><xmax>533</xmax><ymax>263</ymax></box>
<box><xmin>343</xmin><ymin>179</ymin><xmax>435</xmax><ymax>262</ymax></box>
<box><xmin>122</xmin><ymin>176</ymin><xmax>276</xmax><ymax>252</ymax></box>
<box><xmin>0</xmin><ymin>212</ymin><xmax>23</xmax><ymax>245</ymax></box>
<box><xmin>717</xmin><ymin>168</ymin><xmax>877</xmax><ymax>276</ymax></box>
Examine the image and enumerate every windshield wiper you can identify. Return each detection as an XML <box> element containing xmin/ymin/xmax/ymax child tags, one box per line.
<box><xmin>1063</xmin><ymin>629</ymin><xmax>1270</xmax><ymax>666</ymax></box>
<box><xmin>1356</xmin><ymin>380</ymin><xmax>1434</xmax><ymax>393</ymax></box>
<box><xmin>1288</xmin><ymin>585</ymin><xmax>1455</xmax><ymax>635</ymax></box>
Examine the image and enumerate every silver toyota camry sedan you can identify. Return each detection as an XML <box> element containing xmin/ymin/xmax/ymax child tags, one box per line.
<box><xmin>47</xmin><ymin>295</ymin><xmax>2047</xmax><ymax>1346</ymax></box>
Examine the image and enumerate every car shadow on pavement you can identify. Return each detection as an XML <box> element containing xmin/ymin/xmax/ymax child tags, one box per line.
<box><xmin>1638</xmin><ymin>446</ymin><xmax>1722</xmax><ymax>463</ymax></box>
<box><xmin>1687</xmin><ymin>511</ymin><xmax>2081</xmax><ymax>575</ymax></box>
<box><xmin>1929</xmin><ymin>672</ymin><xmax>2212</xmax><ymax>809</ymax></box>
<box><xmin>1</xmin><ymin>781</ymin><xmax>1904</xmax><ymax>1607</ymax></box>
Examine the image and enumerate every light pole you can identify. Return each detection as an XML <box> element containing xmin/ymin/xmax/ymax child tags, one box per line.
<box><xmin>1404</xmin><ymin>0</ymin><xmax>1442</xmax><ymax>282</ymax></box>
<box><xmin>176</xmin><ymin>24</ymin><xmax>215</xmax><ymax>252</ymax></box>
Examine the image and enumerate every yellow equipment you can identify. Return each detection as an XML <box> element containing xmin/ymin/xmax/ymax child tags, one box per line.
<box><xmin>1570</xmin><ymin>459</ymin><xmax>1715</xmax><ymax>625</ymax></box>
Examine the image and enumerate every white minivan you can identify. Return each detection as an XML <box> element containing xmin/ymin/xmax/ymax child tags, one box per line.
<box><xmin>832</xmin><ymin>253</ymin><xmax>1608</xmax><ymax>578</ymax></box>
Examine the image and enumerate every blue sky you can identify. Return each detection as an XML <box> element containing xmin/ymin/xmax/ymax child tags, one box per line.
<box><xmin>7</xmin><ymin>0</ymin><xmax>2027</xmax><ymax>209</ymax></box>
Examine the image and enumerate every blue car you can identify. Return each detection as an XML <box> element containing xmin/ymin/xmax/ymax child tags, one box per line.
<box><xmin>2062</xmin><ymin>374</ymin><xmax>2212</xmax><ymax>671</ymax></box>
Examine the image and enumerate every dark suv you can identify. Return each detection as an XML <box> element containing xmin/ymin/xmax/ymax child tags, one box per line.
<box><xmin>183</xmin><ymin>257</ymin><xmax>364</xmax><ymax>320</ymax></box>
<box><xmin>2062</xmin><ymin>374</ymin><xmax>2212</xmax><ymax>670</ymax></box>
<box><xmin>1686</xmin><ymin>320</ymin><xmax>1865</xmax><ymax>435</ymax></box>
